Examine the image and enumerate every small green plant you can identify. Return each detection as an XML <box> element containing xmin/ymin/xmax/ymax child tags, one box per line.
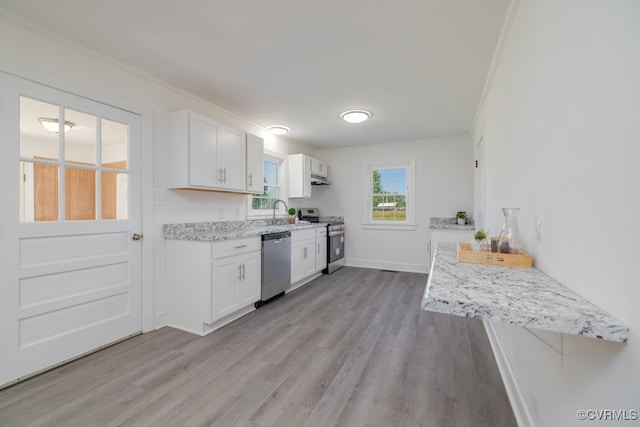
<box><xmin>456</xmin><ymin>212</ymin><xmax>466</xmax><ymax>219</ymax></box>
<box><xmin>288</xmin><ymin>208</ymin><xmax>297</xmax><ymax>216</ymax></box>
<box><xmin>474</xmin><ymin>229</ymin><xmax>488</xmax><ymax>241</ymax></box>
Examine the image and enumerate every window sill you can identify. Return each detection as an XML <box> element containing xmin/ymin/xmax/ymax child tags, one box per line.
<box><xmin>362</xmin><ymin>222</ymin><xmax>417</xmax><ymax>231</ymax></box>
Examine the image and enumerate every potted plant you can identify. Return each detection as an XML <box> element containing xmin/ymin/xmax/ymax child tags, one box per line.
<box><xmin>474</xmin><ymin>228</ymin><xmax>488</xmax><ymax>251</ymax></box>
<box><xmin>288</xmin><ymin>208</ymin><xmax>297</xmax><ymax>224</ymax></box>
<box><xmin>456</xmin><ymin>211</ymin><xmax>466</xmax><ymax>225</ymax></box>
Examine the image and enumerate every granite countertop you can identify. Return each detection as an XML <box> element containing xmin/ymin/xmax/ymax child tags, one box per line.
<box><xmin>163</xmin><ymin>220</ymin><xmax>330</xmax><ymax>242</ymax></box>
<box><xmin>430</xmin><ymin>217</ymin><xmax>475</xmax><ymax>231</ymax></box>
<box><xmin>421</xmin><ymin>243</ymin><xmax>629</xmax><ymax>343</ymax></box>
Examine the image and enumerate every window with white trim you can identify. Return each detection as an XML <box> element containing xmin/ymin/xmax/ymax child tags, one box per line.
<box><xmin>364</xmin><ymin>159</ymin><xmax>416</xmax><ymax>230</ymax></box>
<box><xmin>248</xmin><ymin>153</ymin><xmax>285</xmax><ymax>216</ymax></box>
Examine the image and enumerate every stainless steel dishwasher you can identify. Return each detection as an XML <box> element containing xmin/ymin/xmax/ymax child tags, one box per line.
<box><xmin>256</xmin><ymin>231</ymin><xmax>291</xmax><ymax>307</ymax></box>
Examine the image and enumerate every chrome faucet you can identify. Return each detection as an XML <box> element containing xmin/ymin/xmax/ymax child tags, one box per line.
<box><xmin>272</xmin><ymin>199</ymin><xmax>288</xmax><ymax>225</ymax></box>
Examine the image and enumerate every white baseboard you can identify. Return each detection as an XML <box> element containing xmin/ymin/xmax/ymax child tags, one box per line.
<box><xmin>346</xmin><ymin>258</ymin><xmax>428</xmax><ymax>274</ymax></box>
<box><xmin>483</xmin><ymin>320</ymin><xmax>536</xmax><ymax>427</ymax></box>
<box><xmin>154</xmin><ymin>311</ymin><xmax>168</xmax><ymax>330</ymax></box>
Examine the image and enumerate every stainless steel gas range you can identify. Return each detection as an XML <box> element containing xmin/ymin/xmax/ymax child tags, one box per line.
<box><xmin>298</xmin><ymin>208</ymin><xmax>345</xmax><ymax>274</ymax></box>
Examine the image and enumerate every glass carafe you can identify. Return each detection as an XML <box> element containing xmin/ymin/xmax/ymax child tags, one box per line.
<box><xmin>498</xmin><ymin>208</ymin><xmax>523</xmax><ymax>254</ymax></box>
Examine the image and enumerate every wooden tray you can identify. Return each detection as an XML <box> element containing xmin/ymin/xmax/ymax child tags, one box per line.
<box><xmin>457</xmin><ymin>242</ymin><xmax>532</xmax><ymax>268</ymax></box>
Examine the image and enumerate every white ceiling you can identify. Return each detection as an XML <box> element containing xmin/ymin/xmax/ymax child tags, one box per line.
<box><xmin>1</xmin><ymin>0</ymin><xmax>509</xmax><ymax>150</ymax></box>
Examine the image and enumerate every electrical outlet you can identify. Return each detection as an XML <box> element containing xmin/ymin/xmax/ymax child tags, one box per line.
<box><xmin>536</xmin><ymin>212</ymin><xmax>543</xmax><ymax>241</ymax></box>
<box><xmin>154</xmin><ymin>188</ymin><xmax>167</xmax><ymax>206</ymax></box>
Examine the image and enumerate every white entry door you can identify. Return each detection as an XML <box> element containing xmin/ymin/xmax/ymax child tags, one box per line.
<box><xmin>0</xmin><ymin>73</ymin><xmax>142</xmax><ymax>387</ymax></box>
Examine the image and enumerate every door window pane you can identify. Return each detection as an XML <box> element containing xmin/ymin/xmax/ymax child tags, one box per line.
<box><xmin>20</xmin><ymin>161</ymin><xmax>59</xmax><ymax>222</ymax></box>
<box><xmin>65</xmin><ymin>108</ymin><xmax>97</xmax><ymax>165</ymax></box>
<box><xmin>65</xmin><ymin>167</ymin><xmax>96</xmax><ymax>221</ymax></box>
<box><xmin>102</xmin><ymin>171</ymin><xmax>128</xmax><ymax>220</ymax></box>
<box><xmin>20</xmin><ymin>97</ymin><xmax>59</xmax><ymax>160</ymax></box>
<box><xmin>101</xmin><ymin>118</ymin><xmax>128</xmax><ymax>169</ymax></box>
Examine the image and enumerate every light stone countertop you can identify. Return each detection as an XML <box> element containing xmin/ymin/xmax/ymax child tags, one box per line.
<box><xmin>429</xmin><ymin>217</ymin><xmax>475</xmax><ymax>231</ymax></box>
<box><xmin>422</xmin><ymin>243</ymin><xmax>629</xmax><ymax>343</ymax></box>
<box><xmin>163</xmin><ymin>220</ymin><xmax>327</xmax><ymax>242</ymax></box>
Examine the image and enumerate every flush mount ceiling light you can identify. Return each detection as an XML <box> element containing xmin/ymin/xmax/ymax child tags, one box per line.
<box><xmin>340</xmin><ymin>110</ymin><xmax>371</xmax><ymax>124</ymax></box>
<box><xmin>267</xmin><ymin>125</ymin><xmax>290</xmax><ymax>135</ymax></box>
<box><xmin>38</xmin><ymin>117</ymin><xmax>74</xmax><ymax>133</ymax></box>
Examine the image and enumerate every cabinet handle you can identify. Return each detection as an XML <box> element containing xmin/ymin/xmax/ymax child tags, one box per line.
<box><xmin>235</xmin><ymin>244</ymin><xmax>248</xmax><ymax>249</ymax></box>
<box><xmin>303</xmin><ymin>247</ymin><xmax>307</xmax><ymax>258</ymax></box>
<box><xmin>317</xmin><ymin>243</ymin><xmax>320</xmax><ymax>253</ymax></box>
<box><xmin>218</xmin><ymin>168</ymin><xmax>223</xmax><ymax>183</ymax></box>
<box><xmin>238</xmin><ymin>264</ymin><xmax>243</xmax><ymax>280</ymax></box>
<box><xmin>241</xmin><ymin>263</ymin><xmax>246</xmax><ymax>280</ymax></box>
<box><xmin>222</xmin><ymin>168</ymin><xmax>227</xmax><ymax>183</ymax></box>
<box><xmin>248</xmin><ymin>173</ymin><xmax>253</xmax><ymax>187</ymax></box>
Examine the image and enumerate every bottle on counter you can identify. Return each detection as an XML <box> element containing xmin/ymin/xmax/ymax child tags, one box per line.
<box><xmin>497</xmin><ymin>208</ymin><xmax>523</xmax><ymax>254</ymax></box>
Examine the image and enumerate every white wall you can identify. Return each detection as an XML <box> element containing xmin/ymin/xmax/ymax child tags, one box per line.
<box><xmin>0</xmin><ymin>14</ymin><xmax>313</xmax><ymax>329</ymax></box>
<box><xmin>473</xmin><ymin>0</ymin><xmax>640</xmax><ymax>424</ymax></box>
<box><xmin>314</xmin><ymin>137</ymin><xmax>474</xmax><ymax>273</ymax></box>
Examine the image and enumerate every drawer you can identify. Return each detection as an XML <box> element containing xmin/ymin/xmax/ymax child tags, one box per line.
<box><xmin>212</xmin><ymin>237</ymin><xmax>261</xmax><ymax>259</ymax></box>
<box><xmin>291</xmin><ymin>228</ymin><xmax>315</xmax><ymax>242</ymax></box>
<box><xmin>315</xmin><ymin>227</ymin><xmax>327</xmax><ymax>237</ymax></box>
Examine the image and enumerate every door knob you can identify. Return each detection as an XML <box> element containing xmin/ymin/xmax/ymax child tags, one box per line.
<box><xmin>132</xmin><ymin>233</ymin><xmax>143</xmax><ymax>241</ymax></box>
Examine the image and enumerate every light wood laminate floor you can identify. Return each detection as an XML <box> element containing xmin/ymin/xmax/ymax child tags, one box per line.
<box><xmin>0</xmin><ymin>267</ymin><xmax>516</xmax><ymax>427</ymax></box>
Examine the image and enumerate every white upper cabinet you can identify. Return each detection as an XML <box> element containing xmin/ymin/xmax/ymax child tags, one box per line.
<box><xmin>245</xmin><ymin>133</ymin><xmax>264</xmax><ymax>194</ymax></box>
<box><xmin>219</xmin><ymin>126</ymin><xmax>246</xmax><ymax>190</ymax></box>
<box><xmin>187</xmin><ymin>112</ymin><xmax>221</xmax><ymax>188</ymax></box>
<box><xmin>311</xmin><ymin>157</ymin><xmax>327</xmax><ymax>178</ymax></box>
<box><xmin>166</xmin><ymin>110</ymin><xmax>248</xmax><ymax>192</ymax></box>
<box><xmin>288</xmin><ymin>153</ymin><xmax>312</xmax><ymax>198</ymax></box>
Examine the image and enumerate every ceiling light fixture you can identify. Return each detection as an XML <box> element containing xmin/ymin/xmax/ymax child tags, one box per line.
<box><xmin>267</xmin><ymin>125</ymin><xmax>290</xmax><ymax>135</ymax></box>
<box><xmin>38</xmin><ymin>117</ymin><xmax>74</xmax><ymax>133</ymax></box>
<box><xmin>341</xmin><ymin>110</ymin><xmax>371</xmax><ymax>124</ymax></box>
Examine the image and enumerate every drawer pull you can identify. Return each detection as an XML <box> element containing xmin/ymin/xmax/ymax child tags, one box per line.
<box><xmin>235</xmin><ymin>244</ymin><xmax>248</xmax><ymax>249</ymax></box>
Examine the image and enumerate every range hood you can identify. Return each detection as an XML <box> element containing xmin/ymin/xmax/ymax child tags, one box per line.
<box><xmin>311</xmin><ymin>174</ymin><xmax>330</xmax><ymax>185</ymax></box>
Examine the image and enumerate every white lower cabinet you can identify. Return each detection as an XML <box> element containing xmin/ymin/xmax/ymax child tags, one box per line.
<box><xmin>291</xmin><ymin>230</ymin><xmax>316</xmax><ymax>284</ymax></box>
<box><xmin>166</xmin><ymin>237</ymin><xmax>261</xmax><ymax>335</ymax></box>
<box><xmin>212</xmin><ymin>250</ymin><xmax>260</xmax><ymax>320</ymax></box>
<box><xmin>291</xmin><ymin>227</ymin><xmax>324</xmax><ymax>288</ymax></box>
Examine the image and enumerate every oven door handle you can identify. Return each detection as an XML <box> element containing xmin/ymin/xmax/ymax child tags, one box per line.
<box><xmin>328</xmin><ymin>231</ymin><xmax>344</xmax><ymax>237</ymax></box>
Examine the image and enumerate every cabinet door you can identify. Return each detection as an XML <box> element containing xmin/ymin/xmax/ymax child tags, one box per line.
<box><xmin>302</xmin><ymin>240</ymin><xmax>316</xmax><ymax>278</ymax></box>
<box><xmin>290</xmin><ymin>240</ymin><xmax>304</xmax><ymax>284</ymax></box>
<box><xmin>311</xmin><ymin>158</ymin><xmax>327</xmax><ymax>178</ymax></box>
<box><xmin>218</xmin><ymin>126</ymin><xmax>246</xmax><ymax>190</ymax></box>
<box><xmin>212</xmin><ymin>257</ymin><xmax>241</xmax><ymax>320</ymax></box>
<box><xmin>246</xmin><ymin>134</ymin><xmax>264</xmax><ymax>194</ymax></box>
<box><xmin>239</xmin><ymin>252</ymin><xmax>261</xmax><ymax>307</ymax></box>
<box><xmin>291</xmin><ymin>239</ymin><xmax>314</xmax><ymax>283</ymax></box>
<box><xmin>288</xmin><ymin>154</ymin><xmax>312</xmax><ymax>198</ymax></box>
<box><xmin>315</xmin><ymin>236</ymin><xmax>327</xmax><ymax>272</ymax></box>
<box><xmin>189</xmin><ymin>113</ymin><xmax>220</xmax><ymax>187</ymax></box>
